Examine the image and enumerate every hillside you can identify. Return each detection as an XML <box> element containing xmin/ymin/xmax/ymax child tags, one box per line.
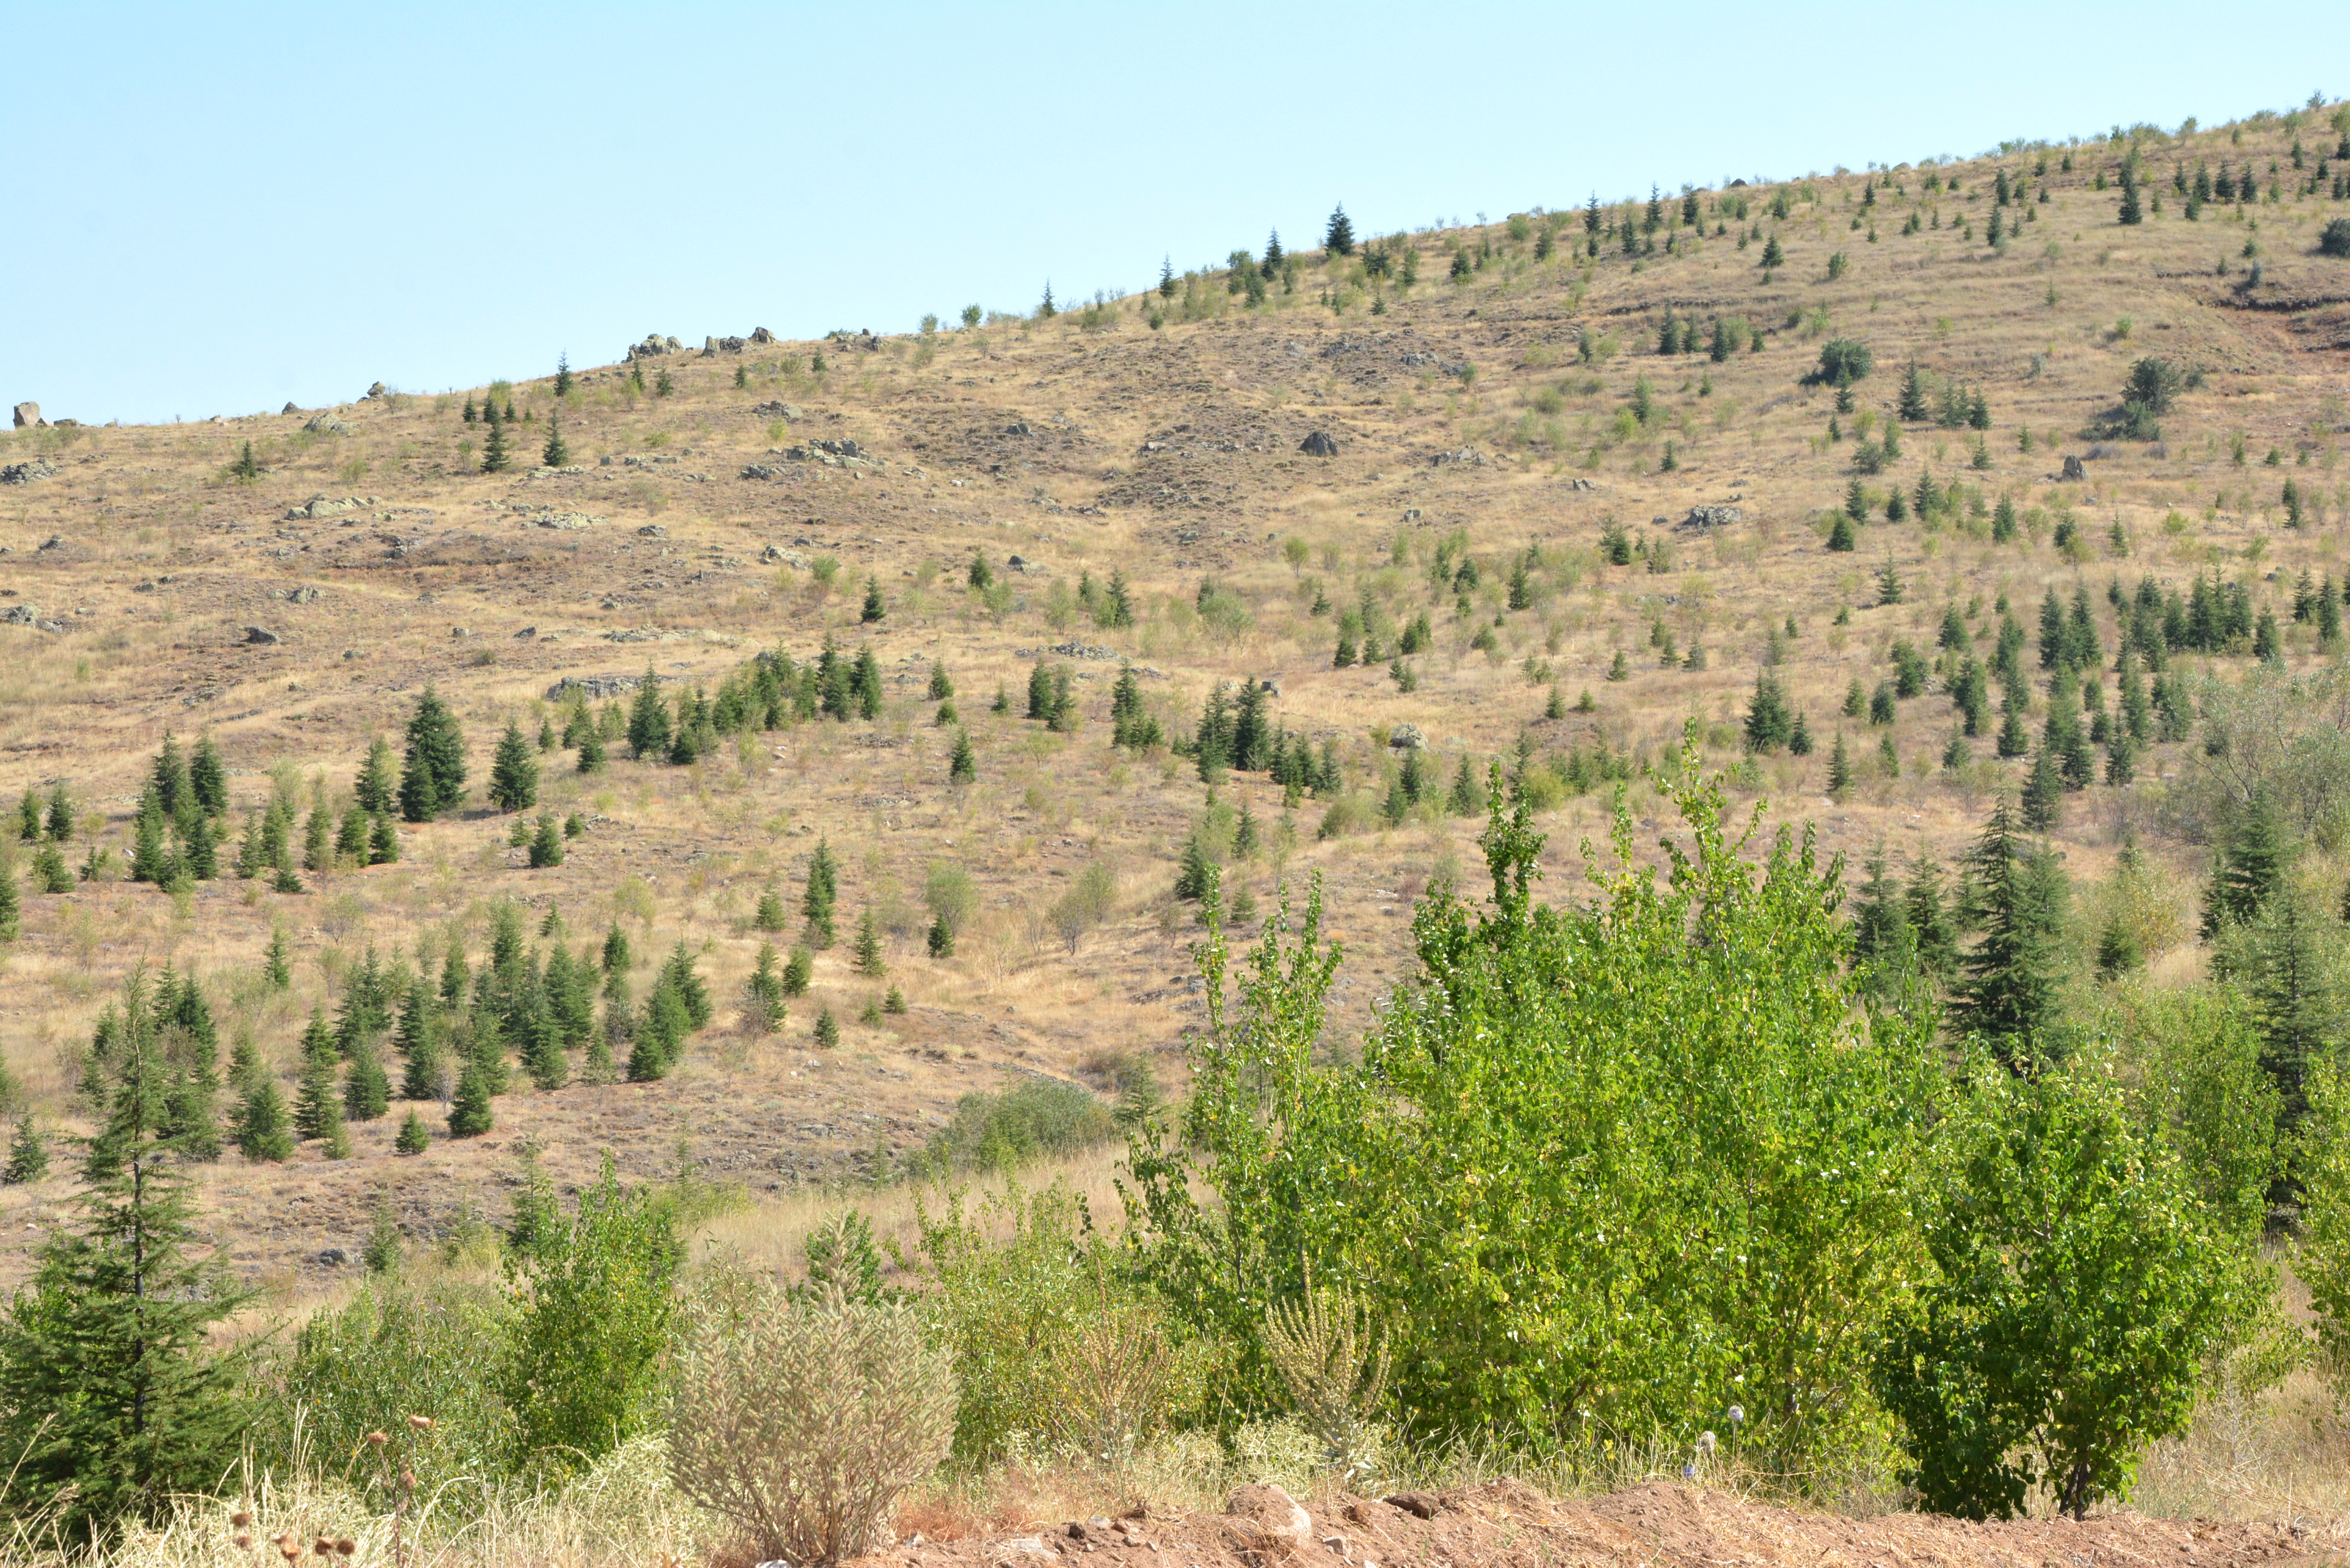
<box><xmin>1</xmin><ymin>100</ymin><xmax>2347</xmax><ymax>1289</ymax></box>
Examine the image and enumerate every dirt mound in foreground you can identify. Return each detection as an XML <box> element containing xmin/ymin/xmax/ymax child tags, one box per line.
<box><xmin>883</xmin><ymin>1479</ymin><xmax>2324</xmax><ymax>1568</ymax></box>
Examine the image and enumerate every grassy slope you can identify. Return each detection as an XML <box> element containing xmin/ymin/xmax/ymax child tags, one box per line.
<box><xmin>0</xmin><ymin>106</ymin><xmax>2344</xmax><ymax>1295</ymax></box>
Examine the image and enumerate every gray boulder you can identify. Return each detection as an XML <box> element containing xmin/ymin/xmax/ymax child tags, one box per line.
<box><xmin>10</xmin><ymin>401</ymin><xmax>40</xmax><ymax>429</ymax></box>
<box><xmin>1681</xmin><ymin>504</ymin><xmax>1742</xmax><ymax>530</ymax></box>
<box><xmin>1299</xmin><ymin>431</ymin><xmax>1338</xmax><ymax>456</ymax></box>
<box><xmin>1</xmin><ymin>605</ymin><xmax>37</xmax><ymax>626</ymax></box>
<box><xmin>365</xmin><ymin>382</ymin><xmax>386</xmax><ymax>398</ymax></box>
<box><xmin>305</xmin><ymin>413</ymin><xmax>355</xmax><ymax>435</ymax></box>
<box><xmin>243</xmin><ymin>625</ymin><xmax>280</xmax><ymax>644</ymax></box>
<box><xmin>2061</xmin><ymin>454</ymin><xmax>2087</xmax><ymax>480</ymax></box>
<box><xmin>750</xmin><ymin>327</ymin><xmax>775</xmax><ymax>344</ymax></box>
<box><xmin>0</xmin><ymin>459</ymin><xmax>57</xmax><ymax>486</ymax></box>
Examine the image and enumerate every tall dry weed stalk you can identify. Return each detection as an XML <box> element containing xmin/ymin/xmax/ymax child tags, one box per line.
<box><xmin>670</xmin><ymin>1267</ymin><xmax>953</xmax><ymax>1563</ymax></box>
<box><xmin>1263</xmin><ymin>1274</ymin><xmax>1392</xmax><ymax>1484</ymax></box>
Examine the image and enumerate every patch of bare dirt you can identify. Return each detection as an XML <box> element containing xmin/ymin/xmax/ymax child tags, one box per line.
<box><xmin>882</xmin><ymin>1481</ymin><xmax>2327</xmax><ymax>1568</ymax></box>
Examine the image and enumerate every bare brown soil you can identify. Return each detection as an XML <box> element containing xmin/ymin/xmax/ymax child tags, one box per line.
<box><xmin>886</xmin><ymin>1481</ymin><xmax>2329</xmax><ymax>1568</ymax></box>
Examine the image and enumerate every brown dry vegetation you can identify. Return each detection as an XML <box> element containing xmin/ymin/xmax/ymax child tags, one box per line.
<box><xmin>0</xmin><ymin>107</ymin><xmax>2347</xmax><ymax>1560</ymax></box>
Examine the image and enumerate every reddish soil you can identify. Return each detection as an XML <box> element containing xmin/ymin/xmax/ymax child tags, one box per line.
<box><xmin>883</xmin><ymin>1481</ymin><xmax>2326</xmax><ymax>1568</ymax></box>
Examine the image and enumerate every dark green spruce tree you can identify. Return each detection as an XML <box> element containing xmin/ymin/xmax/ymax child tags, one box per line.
<box><xmin>397</xmin><ymin>687</ymin><xmax>467</xmax><ymax>822</ymax></box>
<box><xmin>488</xmin><ymin>720</ymin><xmax>539</xmax><ymax>813</ymax></box>
<box><xmin>0</xmin><ymin>971</ymin><xmax>250</xmax><ymax>1541</ymax></box>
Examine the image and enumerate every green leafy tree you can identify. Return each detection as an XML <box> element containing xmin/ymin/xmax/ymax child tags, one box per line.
<box><xmin>499</xmin><ymin>1158</ymin><xmax>678</xmax><ymax>1477</ymax></box>
<box><xmin>488</xmin><ymin>721</ymin><xmax>539</xmax><ymax>812</ymax></box>
<box><xmin>1126</xmin><ymin>750</ymin><xmax>1940</xmax><ymax>1468</ymax></box>
<box><xmin>1873</xmin><ymin>1046</ymin><xmax>2260</xmax><ymax>1519</ymax></box>
<box><xmin>0</xmin><ymin>972</ymin><xmax>250</xmax><ymax>1540</ymax></box>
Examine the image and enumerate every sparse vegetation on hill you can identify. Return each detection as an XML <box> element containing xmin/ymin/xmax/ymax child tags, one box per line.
<box><xmin>1</xmin><ymin>90</ymin><xmax>2349</xmax><ymax>1562</ymax></box>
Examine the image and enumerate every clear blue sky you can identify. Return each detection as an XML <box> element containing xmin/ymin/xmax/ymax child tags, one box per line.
<box><xmin>4</xmin><ymin>3</ymin><xmax>2333</xmax><ymax>425</ymax></box>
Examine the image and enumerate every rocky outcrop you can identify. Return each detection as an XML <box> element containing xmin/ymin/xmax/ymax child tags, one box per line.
<box><xmin>0</xmin><ymin>459</ymin><xmax>57</xmax><ymax>485</ymax></box>
<box><xmin>1300</xmin><ymin>431</ymin><xmax>1339</xmax><ymax>456</ymax></box>
<box><xmin>10</xmin><ymin>402</ymin><xmax>41</xmax><ymax>429</ymax></box>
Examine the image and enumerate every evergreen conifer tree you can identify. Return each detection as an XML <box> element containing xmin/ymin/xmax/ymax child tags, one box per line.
<box><xmin>189</xmin><ymin>735</ymin><xmax>226</xmax><ymax>817</ymax></box>
<box><xmin>2021</xmin><ymin>746</ymin><xmax>2065</xmax><ymax>832</ymax></box>
<box><xmin>234</xmin><ymin>1077</ymin><xmax>293</xmax><ymax>1162</ymax></box>
<box><xmin>1744</xmin><ymin>671</ymin><xmax>1794</xmax><ymax>752</ymax></box>
<box><xmin>854</xmin><ymin>907</ymin><xmax>887</xmax><ymax>977</ymax></box>
<box><xmin>355</xmin><ymin>736</ymin><xmax>398</xmax><ymax>814</ymax></box>
<box><xmin>0</xmin><ymin>857</ymin><xmax>20</xmax><ymax>944</ymax></box>
<box><xmin>394</xmin><ymin>1109</ymin><xmax>431</xmax><ymax>1154</ymax></box>
<box><xmin>397</xmin><ymin>687</ymin><xmax>466</xmax><ymax>822</ymax></box>
<box><xmin>803</xmin><ymin>839</ymin><xmax>838</xmax><ymax>947</ymax></box>
<box><xmin>541</xmin><ymin>411</ymin><xmax>569</xmax><ymax>468</ymax></box>
<box><xmin>489</xmin><ymin>721</ymin><xmax>538</xmax><ymax>812</ymax></box>
<box><xmin>521</xmin><ymin>991</ymin><xmax>568</xmax><ymax>1091</ymax></box>
<box><xmin>782</xmin><ymin>945</ymin><xmax>814</xmax><ymax>996</ymax></box>
<box><xmin>528</xmin><ymin>813</ymin><xmax>564</xmax><ymax>868</ymax></box>
<box><xmin>949</xmin><ymin>727</ymin><xmax>977</xmax><ymax>783</ymax></box>
<box><xmin>292</xmin><ymin>1011</ymin><xmax>343</xmax><ymax>1145</ymax></box>
<box><xmin>626</xmin><ymin>667</ymin><xmax>671</xmax><ymax>759</ymax></box>
<box><xmin>745</xmin><ymin>943</ymin><xmax>787</xmax><ymax>1033</ymax></box>
<box><xmin>1828</xmin><ymin>731</ymin><xmax>1853</xmax><ymax>795</ymax></box>
<box><xmin>480</xmin><ymin>413</ymin><xmax>512</xmax><ymax>473</ymax></box>
<box><xmin>753</xmin><ymin>884</ymin><xmax>788</xmax><ymax>931</ymax></box>
<box><xmin>1826</xmin><ymin>512</ymin><xmax>1857</xmax><ymax>552</ymax></box>
<box><xmin>861</xmin><ymin>578</ymin><xmax>886</xmax><ymax>622</ymax></box>
<box><xmin>3</xmin><ymin>1114</ymin><xmax>45</xmax><ymax>1184</ymax></box>
<box><xmin>1951</xmin><ymin>798</ymin><xmax>2068</xmax><ymax>1059</ymax></box>
<box><xmin>928</xmin><ymin>662</ymin><xmax>954</xmax><ymax>701</ymax></box>
<box><xmin>0</xmin><ymin>973</ymin><xmax>248</xmax><ymax>1539</ymax></box>
<box><xmin>575</xmin><ymin>723</ymin><xmax>606</xmax><ymax>774</ymax></box>
<box><xmin>2201</xmin><ymin>800</ymin><xmax>2286</xmax><ymax>938</ymax></box>
<box><xmin>813</xmin><ymin>1006</ymin><xmax>840</xmax><ymax>1048</ymax></box>
<box><xmin>927</xmin><ymin>914</ymin><xmax>955</xmax><ymax>958</ymax></box>
<box><xmin>446</xmin><ymin>1053</ymin><xmax>495</xmax><ymax>1137</ymax></box>
<box><xmin>555</xmin><ymin>351</ymin><xmax>572</xmax><ymax>398</ymax></box>
<box><xmin>343</xmin><ymin>1035</ymin><xmax>389</xmax><ymax>1122</ymax></box>
<box><xmin>2117</xmin><ymin>165</ymin><xmax>2144</xmax><ymax>224</ymax></box>
<box><xmin>1324</xmin><ymin>204</ymin><xmax>1355</xmax><ymax>256</ymax></box>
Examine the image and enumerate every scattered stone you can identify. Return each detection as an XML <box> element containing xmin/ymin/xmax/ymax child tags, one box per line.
<box><xmin>315</xmin><ymin>1247</ymin><xmax>351</xmax><ymax>1268</ymax></box>
<box><xmin>285</xmin><ymin>494</ymin><xmax>373</xmax><ymax>520</ymax></box>
<box><xmin>534</xmin><ymin>512</ymin><xmax>602</xmax><ymax>530</ymax></box>
<box><xmin>243</xmin><ymin>625</ymin><xmax>280</xmax><ymax>645</ymax></box>
<box><xmin>1403</xmin><ymin>508</ymin><xmax>1422</xmax><ymax>522</ymax></box>
<box><xmin>0</xmin><ymin>605</ymin><xmax>37</xmax><ymax>626</ymax></box>
<box><xmin>636</xmin><ymin>524</ymin><xmax>667</xmax><ymax>538</ymax></box>
<box><xmin>1383</xmin><ymin>1492</ymin><xmax>1443</xmax><ymax>1520</ymax></box>
<box><xmin>364</xmin><ymin>382</ymin><xmax>385</xmax><ymax>398</ymax></box>
<box><xmin>2061</xmin><ymin>454</ymin><xmax>2087</xmax><ymax>481</ymax></box>
<box><xmin>748</xmin><ymin>400</ymin><xmax>803</xmax><ymax>420</ymax></box>
<box><xmin>1681</xmin><ymin>504</ymin><xmax>1742</xmax><ymax>530</ymax></box>
<box><xmin>10</xmin><ymin>401</ymin><xmax>41</xmax><ymax>429</ymax></box>
<box><xmin>759</xmin><ymin>543</ymin><xmax>807</xmax><ymax>566</ymax></box>
<box><xmin>750</xmin><ymin>327</ymin><xmax>775</xmax><ymax>344</ymax></box>
<box><xmin>514</xmin><ymin>626</ymin><xmax>537</xmax><ymax>639</ymax></box>
<box><xmin>281</xmin><ymin>401</ymin><xmax>299</xmax><ymax>415</ymax></box>
<box><xmin>1431</xmin><ymin>447</ymin><xmax>1488</xmax><ymax>467</ymax></box>
<box><xmin>779</xmin><ymin>437</ymin><xmax>874</xmax><ymax>469</ymax></box>
<box><xmin>1007</xmin><ymin>554</ymin><xmax>1029</xmax><ymax>572</ymax></box>
<box><xmin>626</xmin><ymin>333</ymin><xmax>683</xmax><ymax>360</ymax></box>
<box><xmin>280</xmin><ymin>585</ymin><xmax>322</xmax><ymax>604</ymax></box>
<box><xmin>1299</xmin><ymin>431</ymin><xmax>1339</xmax><ymax>457</ymax></box>
<box><xmin>1225</xmin><ymin>1485</ymin><xmax>1312</xmax><ymax>1551</ymax></box>
<box><xmin>0</xmin><ymin>459</ymin><xmax>57</xmax><ymax>485</ymax></box>
<box><xmin>1259</xmin><ymin>677</ymin><xmax>1281</xmax><ymax>696</ymax></box>
<box><xmin>1569</xmin><ymin>477</ymin><xmax>1598</xmax><ymax>490</ymax></box>
<box><xmin>304</xmin><ymin>413</ymin><xmax>355</xmax><ymax>435</ymax></box>
<box><xmin>545</xmin><ymin>675</ymin><xmax>643</xmax><ymax>701</ymax></box>
<box><xmin>36</xmin><ymin>534</ymin><xmax>65</xmax><ymax>551</ymax></box>
<box><xmin>1006</xmin><ymin>420</ymin><xmax>1034</xmax><ymax>436</ymax></box>
<box><xmin>1388</xmin><ymin>723</ymin><xmax>1426</xmax><ymax>750</ymax></box>
<box><xmin>741</xmin><ymin>464</ymin><xmax>786</xmax><ymax>481</ymax></box>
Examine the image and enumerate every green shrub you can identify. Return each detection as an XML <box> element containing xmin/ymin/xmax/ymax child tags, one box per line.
<box><xmin>1814</xmin><ymin>338</ymin><xmax>1874</xmax><ymax>385</ymax></box>
<box><xmin>2317</xmin><ymin>218</ymin><xmax>2350</xmax><ymax>258</ymax></box>
<box><xmin>926</xmin><ymin>1078</ymin><xmax>1114</xmax><ymax>1173</ymax></box>
<box><xmin>1128</xmin><ymin>754</ymin><xmax>1942</xmax><ymax>1474</ymax></box>
<box><xmin>268</xmin><ymin>1278</ymin><xmax>517</xmax><ymax>1504</ymax></box>
<box><xmin>1873</xmin><ymin>1045</ymin><xmax>2264</xmax><ymax>1519</ymax></box>
<box><xmin>499</xmin><ymin>1158</ymin><xmax>680</xmax><ymax>1477</ymax></box>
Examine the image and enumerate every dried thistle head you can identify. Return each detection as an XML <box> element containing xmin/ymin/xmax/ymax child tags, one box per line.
<box><xmin>335</xmin><ymin>1540</ymin><xmax>356</xmax><ymax>1557</ymax></box>
<box><xmin>365</xmin><ymin>1431</ymin><xmax>388</xmax><ymax>1447</ymax></box>
<box><xmin>231</xmin><ymin>1511</ymin><xmax>253</xmax><ymax>1528</ymax></box>
<box><xmin>400</xmin><ymin>1469</ymin><xmax>416</xmax><ymax>1491</ymax></box>
<box><xmin>314</xmin><ymin>1539</ymin><xmax>335</xmax><ymax>1557</ymax></box>
<box><xmin>235</xmin><ymin>1536</ymin><xmax>254</xmax><ymax>1551</ymax></box>
<box><xmin>406</xmin><ymin>1414</ymin><xmax>433</xmax><ymax>1431</ymax></box>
